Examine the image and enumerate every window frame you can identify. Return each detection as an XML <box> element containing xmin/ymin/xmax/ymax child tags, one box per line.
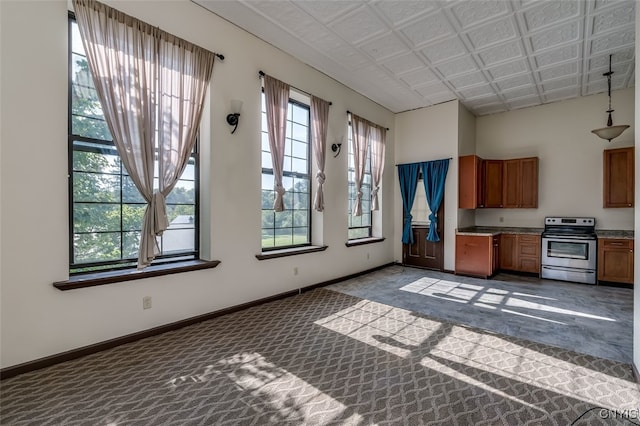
<box><xmin>261</xmin><ymin>94</ymin><xmax>312</xmax><ymax>252</ymax></box>
<box><xmin>67</xmin><ymin>13</ymin><xmax>199</xmax><ymax>274</ymax></box>
<box><xmin>347</xmin><ymin>121</ymin><xmax>373</xmax><ymax>241</ymax></box>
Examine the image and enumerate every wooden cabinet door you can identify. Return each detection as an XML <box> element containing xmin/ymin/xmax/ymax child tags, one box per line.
<box><xmin>484</xmin><ymin>160</ymin><xmax>503</xmax><ymax>208</ymax></box>
<box><xmin>455</xmin><ymin>235</ymin><xmax>492</xmax><ymax>277</ymax></box>
<box><xmin>502</xmin><ymin>159</ymin><xmax>521</xmax><ymax>208</ymax></box>
<box><xmin>459</xmin><ymin>155</ymin><xmax>483</xmax><ymax>209</ymax></box>
<box><xmin>517</xmin><ymin>234</ymin><xmax>541</xmax><ymax>273</ymax></box>
<box><xmin>500</xmin><ymin>234</ymin><xmax>517</xmax><ymax>270</ymax></box>
<box><xmin>603</xmin><ymin>147</ymin><xmax>634</xmax><ymax>208</ymax></box>
<box><xmin>519</xmin><ymin>157</ymin><xmax>538</xmax><ymax>208</ymax></box>
<box><xmin>598</xmin><ymin>239</ymin><xmax>634</xmax><ymax>284</ymax></box>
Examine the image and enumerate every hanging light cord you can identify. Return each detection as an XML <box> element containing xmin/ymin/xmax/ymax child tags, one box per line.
<box><xmin>604</xmin><ymin>54</ymin><xmax>614</xmax><ymax>127</ymax></box>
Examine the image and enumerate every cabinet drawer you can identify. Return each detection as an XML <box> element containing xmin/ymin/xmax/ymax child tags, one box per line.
<box><xmin>600</xmin><ymin>239</ymin><xmax>633</xmax><ymax>249</ymax></box>
<box><xmin>519</xmin><ymin>235</ymin><xmax>540</xmax><ymax>244</ymax></box>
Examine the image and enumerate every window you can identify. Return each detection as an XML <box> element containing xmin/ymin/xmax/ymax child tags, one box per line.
<box><xmin>261</xmin><ymin>93</ymin><xmax>311</xmax><ymax>250</ymax></box>
<box><xmin>347</xmin><ymin>124</ymin><xmax>372</xmax><ymax>240</ymax></box>
<box><xmin>68</xmin><ymin>16</ymin><xmax>198</xmax><ymax>273</ymax></box>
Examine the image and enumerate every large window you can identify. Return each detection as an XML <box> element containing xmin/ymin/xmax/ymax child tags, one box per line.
<box><xmin>347</xmin><ymin>124</ymin><xmax>372</xmax><ymax>240</ymax></box>
<box><xmin>261</xmin><ymin>94</ymin><xmax>311</xmax><ymax>249</ymax></box>
<box><xmin>69</xmin><ymin>17</ymin><xmax>198</xmax><ymax>273</ymax></box>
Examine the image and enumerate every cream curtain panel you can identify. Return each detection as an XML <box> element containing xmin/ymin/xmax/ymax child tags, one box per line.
<box><xmin>350</xmin><ymin>113</ymin><xmax>371</xmax><ymax>217</ymax></box>
<box><xmin>73</xmin><ymin>0</ymin><xmax>216</xmax><ymax>268</ymax></box>
<box><xmin>311</xmin><ymin>96</ymin><xmax>330</xmax><ymax>212</ymax></box>
<box><xmin>263</xmin><ymin>75</ymin><xmax>290</xmax><ymax>212</ymax></box>
<box><xmin>369</xmin><ymin>123</ymin><xmax>386</xmax><ymax>211</ymax></box>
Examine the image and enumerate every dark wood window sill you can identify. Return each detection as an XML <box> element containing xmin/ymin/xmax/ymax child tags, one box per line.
<box><xmin>53</xmin><ymin>260</ymin><xmax>221</xmax><ymax>290</ymax></box>
<box><xmin>345</xmin><ymin>237</ymin><xmax>385</xmax><ymax>247</ymax></box>
<box><xmin>256</xmin><ymin>245</ymin><xmax>328</xmax><ymax>260</ymax></box>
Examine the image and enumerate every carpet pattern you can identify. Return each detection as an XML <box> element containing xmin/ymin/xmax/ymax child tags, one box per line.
<box><xmin>1</xmin><ymin>288</ymin><xmax>639</xmax><ymax>425</ymax></box>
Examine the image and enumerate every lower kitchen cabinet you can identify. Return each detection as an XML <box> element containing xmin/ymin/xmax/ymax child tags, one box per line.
<box><xmin>598</xmin><ymin>238</ymin><xmax>634</xmax><ymax>284</ymax></box>
<box><xmin>455</xmin><ymin>234</ymin><xmax>499</xmax><ymax>278</ymax></box>
<box><xmin>500</xmin><ymin>233</ymin><xmax>541</xmax><ymax>274</ymax></box>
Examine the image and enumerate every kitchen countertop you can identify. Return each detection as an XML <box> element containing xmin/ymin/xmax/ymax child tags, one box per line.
<box><xmin>456</xmin><ymin>226</ymin><xmax>634</xmax><ymax>240</ymax></box>
<box><xmin>456</xmin><ymin>226</ymin><xmax>543</xmax><ymax>236</ymax></box>
<box><xmin>596</xmin><ymin>230</ymin><xmax>634</xmax><ymax>239</ymax></box>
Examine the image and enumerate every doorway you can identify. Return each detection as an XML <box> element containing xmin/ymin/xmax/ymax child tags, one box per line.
<box><xmin>402</xmin><ymin>192</ymin><xmax>444</xmax><ymax>271</ymax></box>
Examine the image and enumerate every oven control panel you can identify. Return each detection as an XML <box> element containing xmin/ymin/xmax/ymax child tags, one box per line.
<box><xmin>544</xmin><ymin>217</ymin><xmax>595</xmax><ymax>227</ymax></box>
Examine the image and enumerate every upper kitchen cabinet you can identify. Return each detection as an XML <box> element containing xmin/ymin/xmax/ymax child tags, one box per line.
<box><xmin>459</xmin><ymin>155</ymin><xmax>484</xmax><ymax>209</ymax></box>
<box><xmin>603</xmin><ymin>146</ymin><xmax>634</xmax><ymax>208</ymax></box>
<box><xmin>459</xmin><ymin>155</ymin><xmax>538</xmax><ymax>209</ymax></box>
<box><xmin>483</xmin><ymin>160</ymin><xmax>503</xmax><ymax>208</ymax></box>
<box><xmin>502</xmin><ymin>157</ymin><xmax>538</xmax><ymax>208</ymax></box>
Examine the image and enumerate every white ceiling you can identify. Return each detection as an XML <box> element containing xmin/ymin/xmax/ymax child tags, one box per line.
<box><xmin>194</xmin><ymin>0</ymin><xmax>636</xmax><ymax>116</ymax></box>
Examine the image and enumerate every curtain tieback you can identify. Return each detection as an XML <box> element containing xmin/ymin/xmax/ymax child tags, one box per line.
<box><xmin>275</xmin><ymin>183</ymin><xmax>286</xmax><ymax>196</ymax></box>
<box><xmin>405</xmin><ymin>213</ymin><xmax>413</xmax><ymax>222</ymax></box>
<box><xmin>151</xmin><ymin>191</ymin><xmax>169</xmax><ymax>235</ymax></box>
<box><xmin>357</xmin><ymin>189</ymin><xmax>363</xmax><ymax>199</ymax></box>
<box><xmin>371</xmin><ymin>185</ymin><xmax>380</xmax><ymax>196</ymax></box>
<box><xmin>429</xmin><ymin>213</ymin><xmax>437</xmax><ymax>223</ymax></box>
<box><xmin>316</xmin><ymin>171</ymin><xmax>326</xmax><ymax>184</ymax></box>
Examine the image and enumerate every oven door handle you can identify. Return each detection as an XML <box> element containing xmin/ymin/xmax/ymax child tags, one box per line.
<box><xmin>542</xmin><ymin>235</ymin><xmax>596</xmax><ymax>240</ymax></box>
<box><xmin>542</xmin><ymin>265</ymin><xmax>595</xmax><ymax>273</ymax></box>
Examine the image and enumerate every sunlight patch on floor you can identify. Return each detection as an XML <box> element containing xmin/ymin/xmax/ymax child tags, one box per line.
<box><xmin>399</xmin><ymin>278</ymin><xmax>616</xmax><ymax>322</ymax></box>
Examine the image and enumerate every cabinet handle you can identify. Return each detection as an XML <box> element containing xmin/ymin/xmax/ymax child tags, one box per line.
<box><xmin>629</xmin><ymin>204</ymin><xmax>632</xmax><ymax>207</ymax></box>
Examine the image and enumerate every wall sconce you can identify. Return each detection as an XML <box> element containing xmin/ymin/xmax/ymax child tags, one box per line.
<box><xmin>226</xmin><ymin>100</ymin><xmax>243</xmax><ymax>134</ymax></box>
<box><xmin>331</xmin><ymin>143</ymin><xmax>342</xmax><ymax>157</ymax></box>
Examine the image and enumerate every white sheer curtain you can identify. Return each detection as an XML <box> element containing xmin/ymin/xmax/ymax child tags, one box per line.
<box><xmin>369</xmin><ymin>123</ymin><xmax>386</xmax><ymax>211</ymax></box>
<box><xmin>350</xmin><ymin>113</ymin><xmax>371</xmax><ymax>217</ymax></box>
<box><xmin>311</xmin><ymin>96</ymin><xmax>330</xmax><ymax>212</ymax></box>
<box><xmin>73</xmin><ymin>0</ymin><xmax>216</xmax><ymax>268</ymax></box>
<box><xmin>263</xmin><ymin>75</ymin><xmax>290</xmax><ymax>212</ymax></box>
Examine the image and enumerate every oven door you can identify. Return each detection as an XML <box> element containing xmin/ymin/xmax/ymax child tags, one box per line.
<box><xmin>541</xmin><ymin>236</ymin><xmax>597</xmax><ymax>270</ymax></box>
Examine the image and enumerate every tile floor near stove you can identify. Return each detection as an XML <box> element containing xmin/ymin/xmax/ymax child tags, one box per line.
<box><xmin>328</xmin><ymin>265</ymin><xmax>633</xmax><ymax>364</ymax></box>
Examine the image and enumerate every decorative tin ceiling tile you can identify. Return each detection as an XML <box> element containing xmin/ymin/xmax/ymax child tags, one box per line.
<box><xmin>530</xmin><ymin>21</ymin><xmax>580</xmax><ymax>52</ymax></box>
<box><xmin>590</xmin><ymin>29</ymin><xmax>636</xmax><ymax>54</ymax></box>
<box><xmin>478</xmin><ymin>40</ymin><xmax>524</xmax><ymax>66</ymax></box>
<box><xmin>522</xmin><ymin>0</ymin><xmax>580</xmax><ymax>32</ymax></box>
<box><xmin>487</xmin><ymin>59</ymin><xmax>529</xmax><ymax>80</ymax></box>
<box><xmin>466</xmin><ymin>17</ymin><xmax>518</xmax><ymax>49</ymax></box>
<box><xmin>542</xmin><ymin>76</ymin><xmax>579</xmax><ymax>91</ymax></box>
<box><xmin>373</xmin><ymin>0</ymin><xmax>436</xmax><ymax>26</ymax></box>
<box><xmin>401</xmin><ymin>11</ymin><xmax>454</xmax><ymax>47</ymax></box>
<box><xmin>458</xmin><ymin>83</ymin><xmax>496</xmax><ymax>99</ymax></box>
<box><xmin>592</xmin><ymin>2</ymin><xmax>636</xmax><ymax>34</ymax></box>
<box><xmin>450</xmin><ymin>0</ymin><xmax>509</xmax><ymax>29</ymax></box>
<box><xmin>539</xmin><ymin>61</ymin><xmax>579</xmax><ymax>81</ymax></box>
<box><xmin>494</xmin><ymin>73</ymin><xmax>534</xmax><ymax>91</ymax></box>
<box><xmin>436</xmin><ymin>56</ymin><xmax>479</xmax><ymax>77</ymax></box>
<box><xmin>329</xmin><ymin>6</ymin><xmax>387</xmax><ymax>44</ymax></box>
<box><xmin>381</xmin><ymin>53</ymin><xmax>426</xmax><ymax>75</ymax></box>
<box><xmin>399</xmin><ymin>68</ymin><xmax>439</xmax><ymax>87</ymax></box>
<box><xmin>508</xmin><ymin>95</ymin><xmax>542</xmax><ymax>109</ymax></box>
<box><xmin>359</xmin><ymin>32</ymin><xmax>409</xmax><ymax>61</ymax></box>
<box><xmin>543</xmin><ymin>86</ymin><xmax>580</xmax><ymax>102</ymax></box>
<box><xmin>196</xmin><ymin>0</ymin><xmax>636</xmax><ymax>115</ymax></box>
<box><xmin>421</xmin><ymin>37</ymin><xmax>468</xmax><ymax>64</ymax></box>
<box><xmin>414</xmin><ymin>81</ymin><xmax>453</xmax><ymax>97</ymax></box>
<box><xmin>534</xmin><ymin>44</ymin><xmax>580</xmax><ymax>68</ymax></box>
<box><xmin>447</xmin><ymin>71</ymin><xmax>488</xmax><ymax>89</ymax></box>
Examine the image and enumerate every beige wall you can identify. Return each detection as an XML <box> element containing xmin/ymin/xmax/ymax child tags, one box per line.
<box><xmin>475</xmin><ymin>88</ymin><xmax>635</xmax><ymax>230</ymax></box>
<box><xmin>634</xmin><ymin>2</ymin><xmax>639</xmax><ymax>375</ymax></box>
<box><xmin>0</xmin><ymin>0</ymin><xmax>395</xmax><ymax>368</ymax></box>
<box><xmin>457</xmin><ymin>103</ymin><xmax>477</xmax><ymax>230</ymax></box>
<box><xmin>394</xmin><ymin>101</ymin><xmax>459</xmax><ymax>271</ymax></box>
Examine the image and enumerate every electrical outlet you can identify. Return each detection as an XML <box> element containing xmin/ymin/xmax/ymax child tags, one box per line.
<box><xmin>293</xmin><ymin>267</ymin><xmax>298</xmax><ymax>276</ymax></box>
<box><xmin>367</xmin><ymin>252</ymin><xmax>370</xmax><ymax>260</ymax></box>
<box><xmin>499</xmin><ymin>217</ymin><xmax>504</xmax><ymax>223</ymax></box>
<box><xmin>143</xmin><ymin>296</ymin><xmax>152</xmax><ymax>310</ymax></box>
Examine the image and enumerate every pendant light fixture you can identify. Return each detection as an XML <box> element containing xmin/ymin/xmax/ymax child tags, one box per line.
<box><xmin>591</xmin><ymin>54</ymin><xmax>630</xmax><ymax>142</ymax></box>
